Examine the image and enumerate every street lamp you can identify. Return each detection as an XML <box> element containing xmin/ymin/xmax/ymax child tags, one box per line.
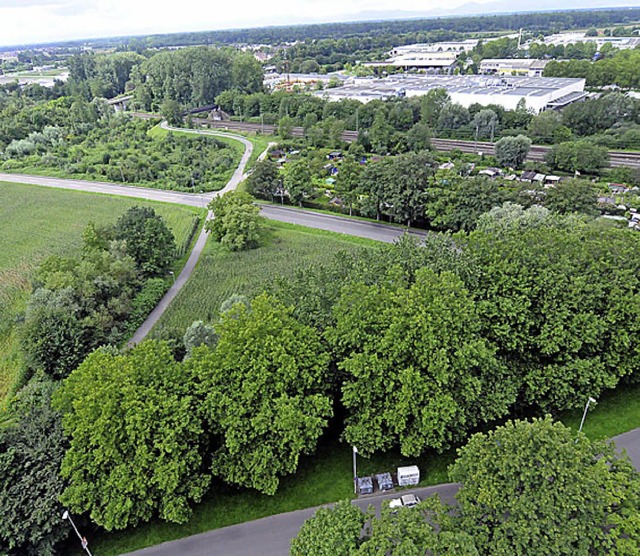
<box><xmin>578</xmin><ymin>396</ymin><xmax>597</xmax><ymax>435</ymax></box>
<box><xmin>62</xmin><ymin>510</ymin><xmax>93</xmax><ymax>556</ymax></box>
<box><xmin>352</xmin><ymin>446</ymin><xmax>358</xmax><ymax>494</ymax></box>
<box><xmin>169</xmin><ymin>271</ymin><xmax>175</xmax><ymax>284</ymax></box>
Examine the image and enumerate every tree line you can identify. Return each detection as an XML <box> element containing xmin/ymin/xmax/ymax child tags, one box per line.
<box><xmin>248</xmin><ymin>149</ymin><xmax>604</xmax><ymax>230</ymax></box>
<box><xmin>6</xmin><ymin>210</ymin><xmax>639</xmax><ymax>554</ymax></box>
<box><xmin>545</xmin><ymin>48</ymin><xmax>640</xmax><ymax>90</ymax></box>
<box><xmin>0</xmin><ymin>206</ymin><xmax>179</xmax><ymax>554</ymax></box>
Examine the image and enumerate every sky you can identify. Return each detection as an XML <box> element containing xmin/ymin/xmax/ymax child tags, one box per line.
<box><xmin>0</xmin><ymin>0</ymin><xmax>638</xmax><ymax>47</ymax></box>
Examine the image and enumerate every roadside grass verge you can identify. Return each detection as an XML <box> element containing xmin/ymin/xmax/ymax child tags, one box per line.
<box><xmin>152</xmin><ymin>220</ymin><xmax>380</xmax><ymax>336</ymax></box>
<box><xmin>558</xmin><ymin>380</ymin><xmax>640</xmax><ymax>441</ymax></box>
<box><xmin>0</xmin><ymin>181</ymin><xmax>203</xmax><ymax>402</ymax></box>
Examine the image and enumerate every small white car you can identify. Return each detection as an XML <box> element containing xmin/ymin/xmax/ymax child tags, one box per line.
<box><xmin>389</xmin><ymin>493</ymin><xmax>421</xmax><ymax>510</ymax></box>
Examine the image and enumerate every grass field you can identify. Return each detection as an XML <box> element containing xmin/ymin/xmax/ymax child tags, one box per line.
<box><xmin>152</xmin><ymin>220</ymin><xmax>378</xmax><ymax>337</ymax></box>
<box><xmin>0</xmin><ymin>181</ymin><xmax>203</xmax><ymax>401</ymax></box>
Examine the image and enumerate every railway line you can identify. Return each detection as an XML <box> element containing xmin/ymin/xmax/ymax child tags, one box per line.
<box><xmin>133</xmin><ymin>113</ymin><xmax>640</xmax><ymax>169</ymax></box>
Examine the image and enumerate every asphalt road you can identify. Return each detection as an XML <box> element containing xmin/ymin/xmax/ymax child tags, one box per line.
<box><xmin>127</xmin><ymin>128</ymin><xmax>255</xmax><ymax>346</ymax></box>
<box><xmin>0</xmin><ymin>176</ymin><xmax>420</xmax><ymax>243</ymax></box>
<box><xmin>125</xmin><ymin>483</ymin><xmax>461</xmax><ymax>556</ymax></box>
<box><xmin>123</xmin><ymin>428</ymin><xmax>640</xmax><ymax>556</ymax></box>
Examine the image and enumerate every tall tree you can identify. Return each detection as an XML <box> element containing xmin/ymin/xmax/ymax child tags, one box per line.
<box><xmin>450</xmin><ymin>417</ymin><xmax>640</xmax><ymax>555</ymax></box>
<box><xmin>0</xmin><ymin>379</ymin><xmax>68</xmax><ymax>556</ymax></box>
<box><xmin>187</xmin><ymin>294</ymin><xmax>332</xmax><ymax>495</ymax></box>
<box><xmin>328</xmin><ymin>268</ymin><xmax>512</xmax><ymax>456</ymax></box>
<box><xmin>114</xmin><ymin>206</ymin><xmax>176</xmax><ymax>279</ymax></box>
<box><xmin>284</xmin><ymin>159</ymin><xmax>314</xmax><ymax>207</ymax></box>
<box><xmin>494</xmin><ymin>135</ymin><xmax>531</xmax><ymax>169</ymax></box>
<box><xmin>53</xmin><ymin>341</ymin><xmax>211</xmax><ymax>530</ymax></box>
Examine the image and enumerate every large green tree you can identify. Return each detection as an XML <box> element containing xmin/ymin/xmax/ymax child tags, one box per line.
<box><xmin>450</xmin><ymin>417</ymin><xmax>640</xmax><ymax>555</ymax></box>
<box><xmin>187</xmin><ymin>294</ymin><xmax>332</xmax><ymax>495</ymax></box>
<box><xmin>328</xmin><ymin>268</ymin><xmax>512</xmax><ymax>456</ymax></box>
<box><xmin>284</xmin><ymin>159</ymin><xmax>314</xmax><ymax>207</ymax></box>
<box><xmin>291</xmin><ymin>497</ymin><xmax>478</xmax><ymax>556</ymax></box>
<box><xmin>53</xmin><ymin>341</ymin><xmax>210</xmax><ymax>530</ymax></box>
<box><xmin>494</xmin><ymin>135</ymin><xmax>531</xmax><ymax>169</ymax></box>
<box><xmin>206</xmin><ymin>190</ymin><xmax>264</xmax><ymax>250</ymax></box>
<box><xmin>114</xmin><ymin>206</ymin><xmax>176</xmax><ymax>278</ymax></box>
<box><xmin>0</xmin><ymin>379</ymin><xmax>68</xmax><ymax>556</ymax></box>
<box><xmin>465</xmin><ymin>223</ymin><xmax>640</xmax><ymax>411</ymax></box>
<box><xmin>426</xmin><ymin>174</ymin><xmax>503</xmax><ymax>231</ymax></box>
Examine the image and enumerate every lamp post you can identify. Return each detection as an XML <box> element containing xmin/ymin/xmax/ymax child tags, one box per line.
<box><xmin>169</xmin><ymin>270</ymin><xmax>175</xmax><ymax>284</ymax></box>
<box><xmin>578</xmin><ymin>396</ymin><xmax>597</xmax><ymax>435</ymax></box>
<box><xmin>62</xmin><ymin>510</ymin><xmax>93</xmax><ymax>556</ymax></box>
<box><xmin>352</xmin><ymin>446</ymin><xmax>358</xmax><ymax>494</ymax></box>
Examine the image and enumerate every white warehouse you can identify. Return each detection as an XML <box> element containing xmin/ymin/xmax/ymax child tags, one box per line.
<box><xmin>316</xmin><ymin>75</ymin><xmax>587</xmax><ymax>113</ymax></box>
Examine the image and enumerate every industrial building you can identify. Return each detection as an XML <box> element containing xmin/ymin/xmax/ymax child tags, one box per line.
<box><xmin>361</xmin><ymin>51</ymin><xmax>459</xmax><ymax>74</ymax></box>
<box><xmin>527</xmin><ymin>32</ymin><xmax>640</xmax><ymax>51</ymax></box>
<box><xmin>479</xmin><ymin>59</ymin><xmax>550</xmax><ymax>77</ymax></box>
<box><xmin>316</xmin><ymin>75</ymin><xmax>587</xmax><ymax>113</ymax></box>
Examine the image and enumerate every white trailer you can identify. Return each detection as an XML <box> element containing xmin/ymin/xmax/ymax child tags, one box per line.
<box><xmin>397</xmin><ymin>465</ymin><xmax>420</xmax><ymax>487</ymax></box>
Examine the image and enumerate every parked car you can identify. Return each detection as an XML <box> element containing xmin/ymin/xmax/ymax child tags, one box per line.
<box><xmin>357</xmin><ymin>476</ymin><xmax>374</xmax><ymax>495</ymax></box>
<box><xmin>375</xmin><ymin>472</ymin><xmax>394</xmax><ymax>492</ymax></box>
<box><xmin>389</xmin><ymin>493</ymin><xmax>421</xmax><ymax>511</ymax></box>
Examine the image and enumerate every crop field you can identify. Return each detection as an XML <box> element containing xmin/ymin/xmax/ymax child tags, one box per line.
<box><xmin>152</xmin><ymin>220</ymin><xmax>379</xmax><ymax>337</ymax></box>
<box><xmin>0</xmin><ymin>181</ymin><xmax>203</xmax><ymax>401</ymax></box>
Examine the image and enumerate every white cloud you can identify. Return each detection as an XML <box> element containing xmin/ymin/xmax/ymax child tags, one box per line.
<box><xmin>0</xmin><ymin>0</ymin><xmax>638</xmax><ymax>47</ymax></box>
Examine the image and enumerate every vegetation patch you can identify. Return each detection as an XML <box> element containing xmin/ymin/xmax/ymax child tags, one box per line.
<box><xmin>0</xmin><ymin>181</ymin><xmax>202</xmax><ymax>401</ymax></box>
<box><xmin>152</xmin><ymin>220</ymin><xmax>379</xmax><ymax>337</ymax></box>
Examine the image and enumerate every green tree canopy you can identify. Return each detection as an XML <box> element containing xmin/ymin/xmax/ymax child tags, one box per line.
<box><xmin>0</xmin><ymin>379</ymin><xmax>68</xmax><ymax>556</ymax></box>
<box><xmin>206</xmin><ymin>190</ymin><xmax>265</xmax><ymax>250</ymax></box>
<box><xmin>284</xmin><ymin>159</ymin><xmax>314</xmax><ymax>207</ymax></box>
<box><xmin>328</xmin><ymin>268</ymin><xmax>512</xmax><ymax>456</ymax></box>
<box><xmin>186</xmin><ymin>294</ymin><xmax>332</xmax><ymax>495</ymax></box>
<box><xmin>113</xmin><ymin>206</ymin><xmax>176</xmax><ymax>278</ymax></box>
<box><xmin>450</xmin><ymin>416</ymin><xmax>640</xmax><ymax>555</ymax></box>
<box><xmin>53</xmin><ymin>341</ymin><xmax>210</xmax><ymax>530</ymax></box>
<box><xmin>494</xmin><ymin>135</ymin><xmax>531</xmax><ymax>169</ymax></box>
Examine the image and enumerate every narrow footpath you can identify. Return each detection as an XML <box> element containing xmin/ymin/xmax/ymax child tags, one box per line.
<box><xmin>128</xmin><ymin>126</ymin><xmax>262</xmax><ymax>346</ymax></box>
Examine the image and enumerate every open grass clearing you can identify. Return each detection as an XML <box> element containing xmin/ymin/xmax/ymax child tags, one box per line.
<box><xmin>0</xmin><ymin>181</ymin><xmax>204</xmax><ymax>401</ymax></box>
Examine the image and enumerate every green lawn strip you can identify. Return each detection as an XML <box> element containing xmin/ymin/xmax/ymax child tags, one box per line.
<box><xmin>558</xmin><ymin>381</ymin><xmax>640</xmax><ymax>441</ymax></box>
<box><xmin>152</xmin><ymin>220</ymin><xmax>380</xmax><ymax>335</ymax></box>
<box><xmin>0</xmin><ymin>181</ymin><xmax>204</xmax><ymax>401</ymax></box>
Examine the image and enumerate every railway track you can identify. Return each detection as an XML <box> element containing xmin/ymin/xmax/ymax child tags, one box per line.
<box><xmin>133</xmin><ymin>113</ymin><xmax>640</xmax><ymax>169</ymax></box>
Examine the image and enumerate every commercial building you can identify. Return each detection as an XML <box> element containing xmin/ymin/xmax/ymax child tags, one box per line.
<box><xmin>527</xmin><ymin>32</ymin><xmax>640</xmax><ymax>51</ymax></box>
<box><xmin>479</xmin><ymin>58</ymin><xmax>550</xmax><ymax>77</ymax></box>
<box><xmin>316</xmin><ymin>75</ymin><xmax>587</xmax><ymax>113</ymax></box>
<box><xmin>362</xmin><ymin>51</ymin><xmax>459</xmax><ymax>74</ymax></box>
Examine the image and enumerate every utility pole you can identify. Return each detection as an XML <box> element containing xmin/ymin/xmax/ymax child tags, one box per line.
<box><xmin>352</xmin><ymin>446</ymin><xmax>358</xmax><ymax>494</ymax></box>
<box><xmin>62</xmin><ymin>511</ymin><xmax>93</xmax><ymax>556</ymax></box>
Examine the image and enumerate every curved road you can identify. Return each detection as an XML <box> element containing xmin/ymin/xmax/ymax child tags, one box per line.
<box><xmin>2</xmin><ymin>135</ymin><xmax>638</xmax><ymax>555</ymax></box>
